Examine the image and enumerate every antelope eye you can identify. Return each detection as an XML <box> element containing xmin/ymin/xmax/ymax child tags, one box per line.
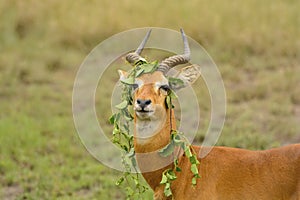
<box><xmin>159</xmin><ymin>85</ymin><xmax>170</xmax><ymax>93</ymax></box>
<box><xmin>132</xmin><ymin>84</ymin><xmax>139</xmax><ymax>90</ymax></box>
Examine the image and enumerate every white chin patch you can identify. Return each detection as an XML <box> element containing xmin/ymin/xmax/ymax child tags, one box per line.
<box><xmin>136</xmin><ymin>111</ymin><xmax>154</xmax><ymax>119</ymax></box>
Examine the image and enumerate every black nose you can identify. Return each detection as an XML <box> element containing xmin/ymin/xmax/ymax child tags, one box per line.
<box><xmin>136</xmin><ymin>99</ymin><xmax>152</xmax><ymax>109</ymax></box>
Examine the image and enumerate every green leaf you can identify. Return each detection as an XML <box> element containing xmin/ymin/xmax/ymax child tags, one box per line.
<box><xmin>195</xmin><ymin>174</ymin><xmax>201</xmax><ymax>178</ymax></box>
<box><xmin>115</xmin><ymin>113</ymin><xmax>121</xmax><ymax>122</ymax></box>
<box><xmin>115</xmin><ymin>100</ymin><xmax>128</xmax><ymax>110</ymax></box>
<box><xmin>164</xmin><ymin>188</ymin><xmax>172</xmax><ymax>197</ymax></box>
<box><xmin>160</xmin><ymin>174</ymin><xmax>168</xmax><ymax>184</ymax></box>
<box><xmin>112</xmin><ymin>136</ymin><xmax>120</xmax><ymax>144</ymax></box>
<box><xmin>164</xmin><ymin>182</ymin><xmax>172</xmax><ymax>197</ymax></box>
<box><xmin>116</xmin><ymin>177</ymin><xmax>124</xmax><ymax>186</ymax></box>
<box><xmin>192</xmin><ymin>177</ymin><xmax>197</xmax><ymax>185</ymax></box>
<box><xmin>112</xmin><ymin>127</ymin><xmax>119</xmax><ymax>135</ymax></box>
<box><xmin>108</xmin><ymin>114</ymin><xmax>116</xmax><ymax>124</ymax></box>
<box><xmin>121</xmin><ymin>144</ymin><xmax>129</xmax><ymax>152</ymax></box>
<box><xmin>135</xmin><ymin>68</ymin><xmax>144</xmax><ymax>77</ymax></box>
<box><xmin>170</xmin><ymin>130</ymin><xmax>177</xmax><ymax>137</ymax></box>
<box><xmin>168</xmin><ymin>77</ymin><xmax>184</xmax><ymax>84</ymax></box>
<box><xmin>184</xmin><ymin>146</ymin><xmax>193</xmax><ymax>157</ymax></box>
<box><xmin>189</xmin><ymin>155</ymin><xmax>199</xmax><ymax>165</ymax></box>
<box><xmin>130</xmin><ymin>156</ymin><xmax>137</xmax><ymax>167</ymax></box>
<box><xmin>166</xmin><ymin>95</ymin><xmax>172</xmax><ymax>109</ymax></box>
<box><xmin>191</xmin><ymin>164</ymin><xmax>199</xmax><ymax>175</ymax></box>
<box><xmin>173</xmin><ymin>134</ymin><xmax>183</xmax><ymax>145</ymax></box>
<box><xmin>169</xmin><ymin>90</ymin><xmax>178</xmax><ymax>99</ymax></box>
<box><xmin>121</xmin><ymin>76</ymin><xmax>135</xmax><ymax>85</ymax></box>
<box><xmin>134</xmin><ymin>179</ymin><xmax>139</xmax><ymax>186</ymax></box>
<box><xmin>168</xmin><ymin>77</ymin><xmax>185</xmax><ymax>89</ymax></box>
<box><xmin>150</xmin><ymin>60</ymin><xmax>158</xmax><ymax>67</ymax></box>
<box><xmin>123</xmin><ymin>109</ymin><xmax>133</xmax><ymax>121</ymax></box>
<box><xmin>166</xmin><ymin>170</ymin><xmax>177</xmax><ymax>181</ymax></box>
<box><xmin>109</xmin><ymin>113</ymin><xmax>121</xmax><ymax>124</ymax></box>
<box><xmin>127</xmin><ymin>148</ymin><xmax>135</xmax><ymax>158</ymax></box>
<box><xmin>174</xmin><ymin>159</ymin><xmax>178</xmax><ymax>166</ymax></box>
<box><xmin>159</xmin><ymin>141</ymin><xmax>175</xmax><ymax>157</ymax></box>
<box><xmin>125</xmin><ymin>187</ymin><xmax>134</xmax><ymax>196</ymax></box>
<box><xmin>121</xmin><ymin>132</ymin><xmax>131</xmax><ymax>141</ymax></box>
<box><xmin>123</xmin><ymin>114</ymin><xmax>133</xmax><ymax>121</ymax></box>
<box><xmin>174</xmin><ymin>159</ymin><xmax>182</xmax><ymax>172</ymax></box>
<box><xmin>143</xmin><ymin>63</ymin><xmax>157</xmax><ymax>73</ymax></box>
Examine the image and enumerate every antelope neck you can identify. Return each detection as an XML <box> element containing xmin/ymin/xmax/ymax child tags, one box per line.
<box><xmin>134</xmin><ymin>109</ymin><xmax>175</xmax><ymax>153</ymax></box>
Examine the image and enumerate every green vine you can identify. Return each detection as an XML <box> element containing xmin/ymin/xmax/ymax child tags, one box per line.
<box><xmin>109</xmin><ymin>59</ymin><xmax>200</xmax><ymax>199</ymax></box>
<box><xmin>159</xmin><ymin>131</ymin><xmax>201</xmax><ymax>197</ymax></box>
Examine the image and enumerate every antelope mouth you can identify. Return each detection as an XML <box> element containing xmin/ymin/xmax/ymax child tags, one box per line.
<box><xmin>135</xmin><ymin>108</ymin><xmax>154</xmax><ymax>118</ymax></box>
<box><xmin>136</xmin><ymin>109</ymin><xmax>154</xmax><ymax>113</ymax></box>
<box><xmin>136</xmin><ymin>111</ymin><xmax>155</xmax><ymax>121</ymax></box>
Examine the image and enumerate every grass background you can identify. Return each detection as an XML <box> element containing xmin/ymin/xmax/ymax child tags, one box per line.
<box><xmin>0</xmin><ymin>0</ymin><xmax>299</xmax><ymax>199</ymax></box>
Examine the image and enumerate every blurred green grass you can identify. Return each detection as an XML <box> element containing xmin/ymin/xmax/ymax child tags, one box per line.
<box><xmin>0</xmin><ymin>0</ymin><xmax>299</xmax><ymax>199</ymax></box>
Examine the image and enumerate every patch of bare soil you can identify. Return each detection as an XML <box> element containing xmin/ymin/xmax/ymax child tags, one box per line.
<box><xmin>1</xmin><ymin>185</ymin><xmax>23</xmax><ymax>200</ymax></box>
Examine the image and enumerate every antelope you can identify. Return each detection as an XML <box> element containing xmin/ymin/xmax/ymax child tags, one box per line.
<box><xmin>118</xmin><ymin>29</ymin><xmax>300</xmax><ymax>200</ymax></box>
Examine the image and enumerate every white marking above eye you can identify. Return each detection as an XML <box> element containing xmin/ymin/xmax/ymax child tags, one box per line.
<box><xmin>154</xmin><ymin>78</ymin><xmax>169</xmax><ymax>91</ymax></box>
<box><xmin>134</xmin><ymin>79</ymin><xmax>144</xmax><ymax>88</ymax></box>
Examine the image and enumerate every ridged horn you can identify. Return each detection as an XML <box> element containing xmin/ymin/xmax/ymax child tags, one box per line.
<box><xmin>126</xmin><ymin>29</ymin><xmax>152</xmax><ymax>65</ymax></box>
<box><xmin>157</xmin><ymin>28</ymin><xmax>190</xmax><ymax>74</ymax></box>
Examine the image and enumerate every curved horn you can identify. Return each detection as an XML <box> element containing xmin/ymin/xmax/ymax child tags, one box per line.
<box><xmin>157</xmin><ymin>28</ymin><xmax>191</xmax><ymax>74</ymax></box>
<box><xmin>126</xmin><ymin>29</ymin><xmax>152</xmax><ymax>65</ymax></box>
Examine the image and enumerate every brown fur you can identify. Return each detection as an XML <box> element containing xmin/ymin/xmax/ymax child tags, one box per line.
<box><xmin>131</xmin><ymin>72</ymin><xmax>300</xmax><ymax>200</ymax></box>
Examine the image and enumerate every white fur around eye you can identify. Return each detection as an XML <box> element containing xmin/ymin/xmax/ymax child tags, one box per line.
<box><xmin>135</xmin><ymin>79</ymin><xmax>144</xmax><ymax>88</ymax></box>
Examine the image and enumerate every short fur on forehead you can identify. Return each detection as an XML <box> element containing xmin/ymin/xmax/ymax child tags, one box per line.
<box><xmin>118</xmin><ymin>64</ymin><xmax>201</xmax><ymax>90</ymax></box>
<box><xmin>136</xmin><ymin>71</ymin><xmax>168</xmax><ymax>85</ymax></box>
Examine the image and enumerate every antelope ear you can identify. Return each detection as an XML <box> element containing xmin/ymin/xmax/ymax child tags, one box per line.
<box><xmin>171</xmin><ymin>64</ymin><xmax>201</xmax><ymax>90</ymax></box>
<box><xmin>118</xmin><ymin>70</ymin><xmax>128</xmax><ymax>81</ymax></box>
